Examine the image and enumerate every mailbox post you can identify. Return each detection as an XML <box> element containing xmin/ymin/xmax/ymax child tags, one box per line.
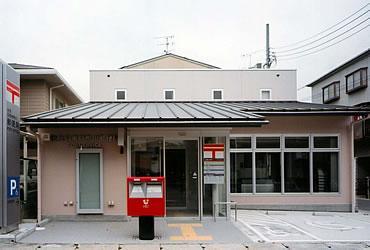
<box><xmin>127</xmin><ymin>177</ymin><xmax>165</xmax><ymax>240</ymax></box>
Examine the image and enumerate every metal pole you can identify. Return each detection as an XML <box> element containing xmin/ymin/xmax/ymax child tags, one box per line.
<box><xmin>266</xmin><ymin>23</ymin><xmax>270</xmax><ymax>69</ymax></box>
<box><xmin>367</xmin><ymin>176</ymin><xmax>370</xmax><ymax>199</ymax></box>
<box><xmin>23</xmin><ymin>137</ymin><xmax>28</xmax><ymax>202</ymax></box>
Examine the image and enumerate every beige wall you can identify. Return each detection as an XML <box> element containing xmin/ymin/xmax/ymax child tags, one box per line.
<box><xmin>230</xmin><ymin>116</ymin><xmax>353</xmax><ymax>207</ymax></box>
<box><xmin>126</xmin><ymin>56</ymin><xmax>212</xmax><ymax>69</ymax></box>
<box><xmin>39</xmin><ymin>128</ymin><xmax>126</xmax><ymax>216</ymax></box>
<box><xmin>20</xmin><ymin>79</ymin><xmax>49</xmax><ymax>117</ymax></box>
<box><xmin>38</xmin><ymin>116</ymin><xmax>353</xmax><ymax>216</ymax></box>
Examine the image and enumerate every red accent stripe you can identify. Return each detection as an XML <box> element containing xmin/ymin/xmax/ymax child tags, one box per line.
<box><xmin>6</xmin><ymin>87</ymin><xmax>20</xmax><ymax>96</ymax></box>
<box><xmin>6</xmin><ymin>80</ymin><xmax>20</xmax><ymax>92</ymax></box>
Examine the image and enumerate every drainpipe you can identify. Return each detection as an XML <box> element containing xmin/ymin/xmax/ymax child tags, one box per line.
<box><xmin>49</xmin><ymin>84</ymin><xmax>64</xmax><ymax>110</ymax></box>
<box><xmin>351</xmin><ymin>120</ymin><xmax>356</xmax><ymax>213</ymax></box>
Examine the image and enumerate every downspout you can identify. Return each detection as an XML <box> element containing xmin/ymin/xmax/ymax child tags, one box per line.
<box><xmin>351</xmin><ymin>119</ymin><xmax>356</xmax><ymax>213</ymax></box>
<box><xmin>49</xmin><ymin>84</ymin><xmax>64</xmax><ymax>110</ymax></box>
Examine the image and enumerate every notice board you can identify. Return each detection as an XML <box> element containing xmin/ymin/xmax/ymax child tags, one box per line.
<box><xmin>203</xmin><ymin>144</ymin><xmax>225</xmax><ymax>184</ymax></box>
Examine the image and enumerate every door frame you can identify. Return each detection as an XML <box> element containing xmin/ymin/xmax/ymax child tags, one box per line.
<box><xmin>164</xmin><ymin>137</ymin><xmax>201</xmax><ymax>219</ymax></box>
<box><xmin>76</xmin><ymin>148</ymin><xmax>104</xmax><ymax>214</ymax></box>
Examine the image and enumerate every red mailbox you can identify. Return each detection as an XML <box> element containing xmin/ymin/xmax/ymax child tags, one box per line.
<box><xmin>127</xmin><ymin>176</ymin><xmax>165</xmax><ymax>217</ymax></box>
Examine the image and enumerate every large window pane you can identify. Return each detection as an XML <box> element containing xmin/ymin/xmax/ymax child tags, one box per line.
<box><xmin>313</xmin><ymin>152</ymin><xmax>339</xmax><ymax>192</ymax></box>
<box><xmin>284</xmin><ymin>152</ymin><xmax>310</xmax><ymax>192</ymax></box>
<box><xmin>231</xmin><ymin>152</ymin><xmax>252</xmax><ymax>193</ymax></box>
<box><xmin>230</xmin><ymin>137</ymin><xmax>251</xmax><ymax>149</ymax></box>
<box><xmin>256</xmin><ymin>137</ymin><xmax>280</xmax><ymax>148</ymax></box>
<box><xmin>285</xmin><ymin>137</ymin><xmax>309</xmax><ymax>148</ymax></box>
<box><xmin>131</xmin><ymin>137</ymin><xmax>163</xmax><ymax>176</ymax></box>
<box><xmin>256</xmin><ymin>152</ymin><xmax>281</xmax><ymax>192</ymax></box>
<box><xmin>314</xmin><ymin>136</ymin><xmax>338</xmax><ymax>148</ymax></box>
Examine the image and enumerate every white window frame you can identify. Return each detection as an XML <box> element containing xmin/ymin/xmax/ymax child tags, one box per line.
<box><xmin>229</xmin><ymin>134</ymin><xmax>340</xmax><ymax>196</ymax></box>
<box><xmin>212</xmin><ymin>89</ymin><xmax>223</xmax><ymax>101</ymax></box>
<box><xmin>163</xmin><ymin>89</ymin><xmax>175</xmax><ymax>101</ymax></box>
<box><xmin>115</xmin><ymin>89</ymin><xmax>127</xmax><ymax>101</ymax></box>
<box><xmin>260</xmin><ymin>89</ymin><xmax>272</xmax><ymax>100</ymax></box>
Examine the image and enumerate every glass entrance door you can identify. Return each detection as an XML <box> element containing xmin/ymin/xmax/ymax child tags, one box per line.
<box><xmin>165</xmin><ymin>140</ymin><xmax>199</xmax><ymax>217</ymax></box>
<box><xmin>77</xmin><ymin>150</ymin><xmax>103</xmax><ymax>214</ymax></box>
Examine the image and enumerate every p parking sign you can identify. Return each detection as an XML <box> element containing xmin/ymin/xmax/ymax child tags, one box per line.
<box><xmin>7</xmin><ymin>176</ymin><xmax>20</xmax><ymax>199</ymax></box>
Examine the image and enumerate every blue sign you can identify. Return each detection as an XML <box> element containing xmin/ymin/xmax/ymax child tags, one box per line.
<box><xmin>7</xmin><ymin>176</ymin><xmax>20</xmax><ymax>199</ymax></box>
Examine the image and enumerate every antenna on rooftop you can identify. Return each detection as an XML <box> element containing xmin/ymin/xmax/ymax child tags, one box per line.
<box><xmin>155</xmin><ymin>35</ymin><xmax>175</xmax><ymax>54</ymax></box>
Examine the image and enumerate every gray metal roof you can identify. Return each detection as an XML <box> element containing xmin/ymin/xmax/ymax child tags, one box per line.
<box><xmin>22</xmin><ymin>101</ymin><xmax>370</xmax><ymax>127</ymax></box>
<box><xmin>9</xmin><ymin>63</ymin><xmax>54</xmax><ymax>70</ymax></box>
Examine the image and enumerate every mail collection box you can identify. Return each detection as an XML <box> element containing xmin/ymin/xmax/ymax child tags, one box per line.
<box><xmin>127</xmin><ymin>177</ymin><xmax>165</xmax><ymax>217</ymax></box>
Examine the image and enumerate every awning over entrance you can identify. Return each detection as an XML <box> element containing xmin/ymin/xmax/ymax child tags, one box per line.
<box><xmin>22</xmin><ymin>101</ymin><xmax>370</xmax><ymax>127</ymax></box>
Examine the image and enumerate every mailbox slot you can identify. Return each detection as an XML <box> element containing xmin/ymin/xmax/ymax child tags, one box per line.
<box><xmin>129</xmin><ymin>182</ymin><xmax>146</xmax><ymax>198</ymax></box>
<box><xmin>146</xmin><ymin>183</ymin><xmax>163</xmax><ymax>198</ymax></box>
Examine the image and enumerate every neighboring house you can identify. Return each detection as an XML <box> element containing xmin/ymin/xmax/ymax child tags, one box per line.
<box><xmin>120</xmin><ymin>53</ymin><xmax>219</xmax><ymax>69</ymax></box>
<box><xmin>9</xmin><ymin>63</ymin><xmax>83</xmax><ymax>221</ymax></box>
<box><xmin>306</xmin><ymin>49</ymin><xmax>370</xmax><ymax>210</ymax></box>
<box><xmin>22</xmin><ymin>53</ymin><xmax>370</xmax><ymax>223</ymax></box>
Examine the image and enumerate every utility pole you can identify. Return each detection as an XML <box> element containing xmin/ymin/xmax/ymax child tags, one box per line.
<box><xmin>265</xmin><ymin>23</ymin><xmax>271</xmax><ymax>69</ymax></box>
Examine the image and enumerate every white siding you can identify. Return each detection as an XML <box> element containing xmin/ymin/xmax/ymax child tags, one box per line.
<box><xmin>90</xmin><ymin>69</ymin><xmax>297</xmax><ymax>101</ymax></box>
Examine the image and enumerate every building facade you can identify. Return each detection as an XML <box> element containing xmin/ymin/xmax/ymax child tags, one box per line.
<box><xmin>22</xmin><ymin>54</ymin><xmax>370</xmax><ymax>222</ymax></box>
<box><xmin>307</xmin><ymin>49</ymin><xmax>370</xmax><ymax>210</ymax></box>
<box><xmin>9</xmin><ymin>63</ymin><xmax>83</xmax><ymax>221</ymax></box>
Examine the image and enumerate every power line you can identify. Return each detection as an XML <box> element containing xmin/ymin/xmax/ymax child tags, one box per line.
<box><xmin>278</xmin><ymin>24</ymin><xmax>369</xmax><ymax>61</ymax></box>
<box><xmin>273</xmin><ymin>3</ymin><xmax>369</xmax><ymax>49</ymax></box>
<box><xmin>274</xmin><ymin>10</ymin><xmax>369</xmax><ymax>54</ymax></box>
<box><xmin>276</xmin><ymin>18</ymin><xmax>369</xmax><ymax>57</ymax></box>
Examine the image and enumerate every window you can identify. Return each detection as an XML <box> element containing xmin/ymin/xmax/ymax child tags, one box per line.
<box><xmin>256</xmin><ymin>137</ymin><xmax>280</xmax><ymax>148</ymax></box>
<box><xmin>115</xmin><ymin>89</ymin><xmax>126</xmax><ymax>101</ymax></box>
<box><xmin>231</xmin><ymin>152</ymin><xmax>252</xmax><ymax>193</ymax></box>
<box><xmin>313</xmin><ymin>136</ymin><xmax>338</xmax><ymax>148</ymax></box>
<box><xmin>230</xmin><ymin>134</ymin><xmax>340</xmax><ymax>194</ymax></box>
<box><xmin>322</xmin><ymin>81</ymin><xmax>340</xmax><ymax>103</ymax></box>
<box><xmin>54</xmin><ymin>98</ymin><xmax>65</xmax><ymax>109</ymax></box>
<box><xmin>130</xmin><ymin>137</ymin><xmax>163</xmax><ymax>176</ymax></box>
<box><xmin>313</xmin><ymin>152</ymin><xmax>339</xmax><ymax>192</ymax></box>
<box><xmin>285</xmin><ymin>136</ymin><xmax>309</xmax><ymax>148</ymax></box>
<box><xmin>230</xmin><ymin>137</ymin><xmax>251</xmax><ymax>148</ymax></box>
<box><xmin>312</xmin><ymin>135</ymin><xmax>339</xmax><ymax>193</ymax></box>
<box><xmin>260</xmin><ymin>89</ymin><xmax>271</xmax><ymax>100</ymax></box>
<box><xmin>346</xmin><ymin>68</ymin><xmax>368</xmax><ymax>94</ymax></box>
<box><xmin>164</xmin><ymin>89</ymin><xmax>175</xmax><ymax>101</ymax></box>
<box><xmin>284</xmin><ymin>152</ymin><xmax>310</xmax><ymax>192</ymax></box>
<box><xmin>212</xmin><ymin>89</ymin><xmax>223</xmax><ymax>100</ymax></box>
<box><xmin>256</xmin><ymin>152</ymin><xmax>281</xmax><ymax>193</ymax></box>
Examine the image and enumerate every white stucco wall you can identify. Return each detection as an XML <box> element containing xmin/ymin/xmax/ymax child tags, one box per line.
<box><xmin>90</xmin><ymin>69</ymin><xmax>297</xmax><ymax>101</ymax></box>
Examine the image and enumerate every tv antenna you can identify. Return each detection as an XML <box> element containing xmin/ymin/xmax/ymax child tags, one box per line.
<box><xmin>155</xmin><ymin>35</ymin><xmax>175</xmax><ymax>54</ymax></box>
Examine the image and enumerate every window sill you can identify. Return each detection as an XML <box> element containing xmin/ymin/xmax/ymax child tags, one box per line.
<box><xmin>323</xmin><ymin>96</ymin><xmax>340</xmax><ymax>104</ymax></box>
<box><xmin>346</xmin><ymin>84</ymin><xmax>367</xmax><ymax>94</ymax></box>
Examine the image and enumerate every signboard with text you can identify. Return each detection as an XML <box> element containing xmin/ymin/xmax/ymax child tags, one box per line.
<box><xmin>1</xmin><ymin>61</ymin><xmax>20</xmax><ymax>233</ymax></box>
<box><xmin>203</xmin><ymin>144</ymin><xmax>225</xmax><ymax>184</ymax></box>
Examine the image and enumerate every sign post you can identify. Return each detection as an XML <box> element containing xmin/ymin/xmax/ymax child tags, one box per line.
<box><xmin>1</xmin><ymin>61</ymin><xmax>20</xmax><ymax>233</ymax></box>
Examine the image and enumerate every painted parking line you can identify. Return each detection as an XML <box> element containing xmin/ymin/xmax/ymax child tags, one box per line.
<box><xmin>234</xmin><ymin>211</ymin><xmax>322</xmax><ymax>243</ymax></box>
<box><xmin>168</xmin><ymin>223</ymin><xmax>213</xmax><ymax>241</ymax></box>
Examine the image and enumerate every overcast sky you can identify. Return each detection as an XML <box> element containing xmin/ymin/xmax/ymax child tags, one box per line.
<box><xmin>1</xmin><ymin>0</ymin><xmax>369</xmax><ymax>101</ymax></box>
